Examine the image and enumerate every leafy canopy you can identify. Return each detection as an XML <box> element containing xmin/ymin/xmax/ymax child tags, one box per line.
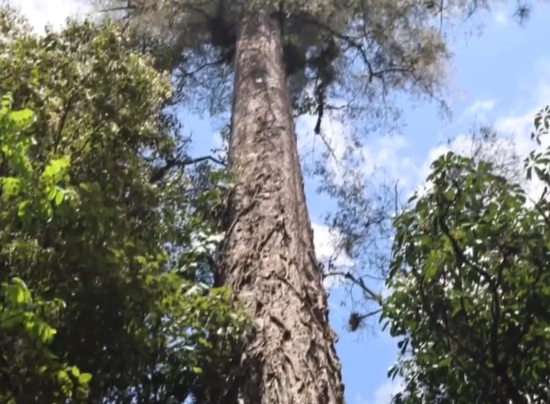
<box><xmin>99</xmin><ymin>0</ymin><xmax>459</xmax><ymax>118</ymax></box>
<box><xmin>382</xmin><ymin>106</ymin><xmax>550</xmax><ymax>404</ymax></box>
<box><xmin>0</xmin><ymin>93</ymin><xmax>93</xmax><ymax>403</ymax></box>
<box><xmin>0</xmin><ymin>7</ymin><xmax>250</xmax><ymax>403</ymax></box>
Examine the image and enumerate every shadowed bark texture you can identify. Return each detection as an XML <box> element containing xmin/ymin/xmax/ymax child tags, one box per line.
<box><xmin>216</xmin><ymin>8</ymin><xmax>345</xmax><ymax>404</ymax></box>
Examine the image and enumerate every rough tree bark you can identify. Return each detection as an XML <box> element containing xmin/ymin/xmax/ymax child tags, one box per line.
<box><xmin>216</xmin><ymin>8</ymin><xmax>345</xmax><ymax>404</ymax></box>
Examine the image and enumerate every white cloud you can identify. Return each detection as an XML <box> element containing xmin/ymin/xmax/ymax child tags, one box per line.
<box><xmin>494</xmin><ymin>10</ymin><xmax>508</xmax><ymax>26</ymax></box>
<box><xmin>495</xmin><ymin>59</ymin><xmax>550</xmax><ymax>136</ymax></box>
<box><xmin>371</xmin><ymin>379</ymin><xmax>404</xmax><ymax>404</ymax></box>
<box><xmin>312</xmin><ymin>223</ymin><xmax>354</xmax><ymax>289</ymax></box>
<box><xmin>416</xmin><ymin>58</ymin><xmax>550</xmax><ymax>202</ymax></box>
<box><xmin>312</xmin><ymin>223</ymin><xmax>340</xmax><ymax>261</ymax></box>
<box><xmin>5</xmin><ymin>0</ymin><xmax>91</xmax><ymax>32</ymax></box>
<box><xmin>212</xmin><ymin>131</ymin><xmax>224</xmax><ymax>149</ymax></box>
<box><xmin>492</xmin><ymin>2</ymin><xmax>519</xmax><ymax>27</ymax></box>
<box><xmin>492</xmin><ymin>58</ymin><xmax>550</xmax><ymax>141</ymax></box>
<box><xmin>356</xmin><ymin>378</ymin><xmax>404</xmax><ymax>404</ymax></box>
<box><xmin>296</xmin><ymin>110</ymin><xmax>415</xmax><ymax>189</ymax></box>
<box><xmin>492</xmin><ymin>60</ymin><xmax>550</xmax><ymax>201</ymax></box>
<box><xmin>463</xmin><ymin>98</ymin><xmax>497</xmax><ymax>121</ymax></box>
<box><xmin>296</xmin><ymin>111</ymin><xmax>353</xmax><ymax>181</ymax></box>
<box><xmin>417</xmin><ymin>130</ymin><xmax>514</xmax><ymax>182</ymax></box>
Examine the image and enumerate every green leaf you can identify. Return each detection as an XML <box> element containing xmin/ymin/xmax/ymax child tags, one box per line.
<box><xmin>70</xmin><ymin>366</ymin><xmax>80</xmax><ymax>378</ymax></box>
<box><xmin>42</xmin><ymin>158</ymin><xmax>70</xmax><ymax>180</ymax></box>
<box><xmin>0</xmin><ymin>177</ymin><xmax>21</xmax><ymax>197</ymax></box>
<box><xmin>78</xmin><ymin>183</ymin><xmax>91</xmax><ymax>192</ymax></box>
<box><xmin>17</xmin><ymin>200</ymin><xmax>29</xmax><ymax>217</ymax></box>
<box><xmin>57</xmin><ymin>370</ymin><xmax>69</xmax><ymax>382</ymax></box>
<box><xmin>78</xmin><ymin>373</ymin><xmax>92</xmax><ymax>384</ymax></box>
<box><xmin>54</xmin><ymin>190</ymin><xmax>64</xmax><ymax>206</ymax></box>
<box><xmin>9</xmin><ymin>109</ymin><xmax>34</xmax><ymax>130</ymax></box>
<box><xmin>76</xmin><ymin>386</ymin><xmax>88</xmax><ymax>399</ymax></box>
<box><xmin>424</xmin><ymin>264</ymin><xmax>438</xmax><ymax>281</ymax></box>
<box><xmin>38</xmin><ymin>323</ymin><xmax>57</xmax><ymax>344</ymax></box>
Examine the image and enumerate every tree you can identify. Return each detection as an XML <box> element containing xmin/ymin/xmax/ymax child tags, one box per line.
<box><xmin>0</xmin><ymin>94</ymin><xmax>93</xmax><ymax>404</ymax></box>
<box><xmin>93</xmin><ymin>0</ymin><xmax>540</xmax><ymax>402</ymax></box>
<box><xmin>381</xmin><ymin>106</ymin><xmax>550</xmax><ymax>404</ymax></box>
<box><xmin>0</xmin><ymin>7</ymin><xmax>250</xmax><ymax>403</ymax></box>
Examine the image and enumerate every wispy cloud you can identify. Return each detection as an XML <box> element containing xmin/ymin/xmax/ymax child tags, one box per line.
<box><xmin>493</xmin><ymin>59</ymin><xmax>550</xmax><ymax>201</ymax></box>
<box><xmin>311</xmin><ymin>223</ymin><xmax>354</xmax><ymax>289</ymax></box>
<box><xmin>462</xmin><ymin>98</ymin><xmax>497</xmax><ymax>121</ymax></box>
<box><xmin>493</xmin><ymin>59</ymin><xmax>550</xmax><ymax>141</ymax></box>
<box><xmin>296</xmin><ymin>109</ymin><xmax>416</xmax><ymax>189</ymax></box>
<box><xmin>356</xmin><ymin>378</ymin><xmax>404</xmax><ymax>404</ymax></box>
<box><xmin>296</xmin><ymin>111</ymin><xmax>357</xmax><ymax>182</ymax></box>
<box><xmin>6</xmin><ymin>0</ymin><xmax>91</xmax><ymax>32</ymax></box>
<box><xmin>494</xmin><ymin>10</ymin><xmax>508</xmax><ymax>26</ymax></box>
<box><xmin>417</xmin><ymin>58</ymin><xmax>550</xmax><ymax>202</ymax></box>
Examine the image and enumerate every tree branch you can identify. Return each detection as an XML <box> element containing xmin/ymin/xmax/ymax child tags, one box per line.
<box><xmin>325</xmin><ymin>271</ymin><xmax>382</xmax><ymax>305</ymax></box>
<box><xmin>149</xmin><ymin>155</ymin><xmax>226</xmax><ymax>183</ymax></box>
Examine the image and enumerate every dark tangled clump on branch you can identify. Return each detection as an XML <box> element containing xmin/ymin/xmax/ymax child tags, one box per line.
<box><xmin>308</xmin><ymin>38</ymin><xmax>340</xmax><ymax>134</ymax></box>
<box><xmin>205</xmin><ymin>6</ymin><xmax>341</xmax><ymax>132</ymax></box>
<box><xmin>210</xmin><ymin>14</ymin><xmax>237</xmax><ymax>64</ymax></box>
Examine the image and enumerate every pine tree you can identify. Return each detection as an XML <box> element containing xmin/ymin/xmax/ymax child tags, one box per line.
<box><xmin>214</xmin><ymin>9</ymin><xmax>345</xmax><ymax>403</ymax></box>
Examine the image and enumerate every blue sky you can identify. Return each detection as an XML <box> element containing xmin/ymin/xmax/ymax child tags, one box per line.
<box><xmin>10</xmin><ymin>0</ymin><xmax>550</xmax><ymax>402</ymax></box>
<box><xmin>333</xmin><ymin>6</ymin><xmax>550</xmax><ymax>403</ymax></box>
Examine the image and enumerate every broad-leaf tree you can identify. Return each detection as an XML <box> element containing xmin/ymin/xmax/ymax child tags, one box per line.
<box><xmin>0</xmin><ymin>8</ymin><xmax>250</xmax><ymax>403</ymax></box>
<box><xmin>382</xmin><ymin>106</ymin><xmax>550</xmax><ymax>404</ymax></box>
<box><xmin>0</xmin><ymin>94</ymin><xmax>93</xmax><ymax>404</ymax></box>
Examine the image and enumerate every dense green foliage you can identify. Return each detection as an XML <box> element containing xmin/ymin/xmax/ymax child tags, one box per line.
<box><xmin>4</xmin><ymin>3</ymin><xmax>549</xmax><ymax>404</ymax></box>
<box><xmin>0</xmin><ymin>94</ymin><xmax>93</xmax><ymax>403</ymax></box>
<box><xmin>0</xmin><ymin>7</ymin><xmax>249</xmax><ymax>404</ymax></box>
<box><xmin>382</xmin><ymin>106</ymin><xmax>550</xmax><ymax>404</ymax></box>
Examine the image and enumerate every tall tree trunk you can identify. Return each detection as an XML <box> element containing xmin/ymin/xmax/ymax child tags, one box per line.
<box><xmin>217</xmin><ymin>8</ymin><xmax>345</xmax><ymax>404</ymax></box>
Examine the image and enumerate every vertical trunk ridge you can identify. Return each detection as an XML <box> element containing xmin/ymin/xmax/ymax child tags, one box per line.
<box><xmin>219</xmin><ymin>8</ymin><xmax>345</xmax><ymax>404</ymax></box>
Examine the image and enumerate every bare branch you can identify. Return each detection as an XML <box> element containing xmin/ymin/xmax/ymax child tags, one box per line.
<box><xmin>325</xmin><ymin>271</ymin><xmax>382</xmax><ymax>304</ymax></box>
<box><xmin>150</xmin><ymin>155</ymin><xmax>225</xmax><ymax>183</ymax></box>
